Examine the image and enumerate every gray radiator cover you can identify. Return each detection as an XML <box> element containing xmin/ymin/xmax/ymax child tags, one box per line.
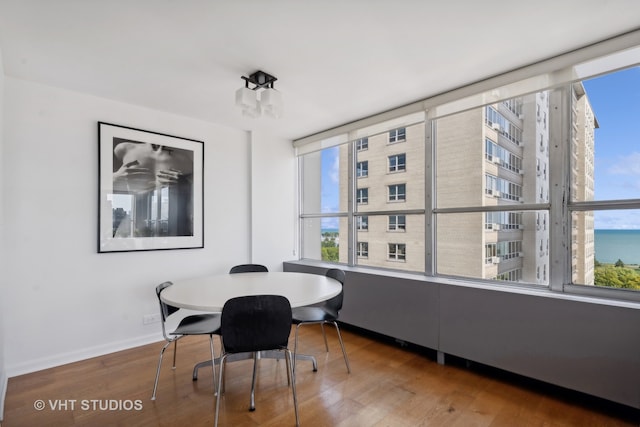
<box><xmin>284</xmin><ymin>261</ymin><xmax>640</xmax><ymax>409</ymax></box>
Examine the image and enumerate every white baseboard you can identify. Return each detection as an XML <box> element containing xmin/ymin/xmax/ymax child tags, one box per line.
<box><xmin>6</xmin><ymin>333</ymin><xmax>162</xmax><ymax>378</ymax></box>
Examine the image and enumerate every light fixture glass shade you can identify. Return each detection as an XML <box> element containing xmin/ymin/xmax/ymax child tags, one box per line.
<box><xmin>235</xmin><ymin>86</ymin><xmax>257</xmax><ymax>108</ymax></box>
<box><xmin>260</xmin><ymin>88</ymin><xmax>283</xmax><ymax>118</ymax></box>
<box><xmin>235</xmin><ymin>87</ymin><xmax>260</xmax><ymax>117</ymax></box>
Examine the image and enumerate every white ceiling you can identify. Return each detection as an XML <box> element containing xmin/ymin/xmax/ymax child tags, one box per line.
<box><xmin>1</xmin><ymin>0</ymin><xmax>640</xmax><ymax>141</ymax></box>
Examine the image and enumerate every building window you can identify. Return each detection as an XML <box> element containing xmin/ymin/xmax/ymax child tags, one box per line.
<box><xmin>485</xmin><ymin>211</ymin><xmax>523</xmax><ymax>230</ymax></box>
<box><xmin>485</xmin><ymin>174</ymin><xmax>522</xmax><ymax>201</ymax></box>
<box><xmin>501</xmin><ymin>240</ymin><xmax>523</xmax><ymax>260</ymax></box>
<box><xmin>388</xmin><ymin>127</ymin><xmax>406</xmax><ymax>143</ymax></box>
<box><xmin>388</xmin><ymin>243</ymin><xmax>406</xmax><ymax>261</ymax></box>
<box><xmin>357</xmin><ymin>188</ymin><xmax>368</xmax><ymax>204</ymax></box>
<box><xmin>495</xmin><ymin>269</ymin><xmax>522</xmax><ymax>282</ymax></box>
<box><xmin>485</xmin><ymin>138</ymin><xmax>522</xmax><ymax>173</ymax></box>
<box><xmin>485</xmin><ymin>243</ymin><xmax>497</xmax><ymax>264</ymax></box>
<box><xmin>357</xmin><ymin>242</ymin><xmax>368</xmax><ymax>258</ymax></box>
<box><xmin>356</xmin><ymin>137</ymin><xmax>368</xmax><ymax>151</ymax></box>
<box><xmin>485</xmin><ymin>138</ymin><xmax>496</xmax><ymax>161</ymax></box>
<box><xmin>356</xmin><ymin>216</ymin><xmax>368</xmax><ymax>231</ymax></box>
<box><xmin>388</xmin><ymin>215</ymin><xmax>406</xmax><ymax>231</ymax></box>
<box><xmin>484</xmin><ymin>241</ymin><xmax>522</xmax><ymax>263</ymax></box>
<box><xmin>485</xmin><ymin>174</ymin><xmax>498</xmax><ymax>196</ymax></box>
<box><xmin>356</xmin><ymin>161</ymin><xmax>368</xmax><ymax>178</ymax></box>
<box><xmin>388</xmin><ymin>184</ymin><xmax>406</xmax><ymax>202</ymax></box>
<box><xmin>485</xmin><ymin>106</ymin><xmax>522</xmax><ymax>145</ymax></box>
<box><xmin>389</xmin><ymin>154</ymin><xmax>406</xmax><ymax>172</ymax></box>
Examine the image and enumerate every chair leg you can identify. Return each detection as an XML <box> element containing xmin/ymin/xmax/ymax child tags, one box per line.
<box><xmin>151</xmin><ymin>340</ymin><xmax>172</xmax><ymax>400</ymax></box>
<box><xmin>320</xmin><ymin>323</ymin><xmax>329</xmax><ymax>352</ymax></box>
<box><xmin>209</xmin><ymin>335</ymin><xmax>218</xmax><ymax>396</ymax></box>
<box><xmin>284</xmin><ymin>347</ymin><xmax>291</xmax><ymax>385</ymax></box>
<box><xmin>293</xmin><ymin>324</ymin><xmax>302</xmax><ymax>373</ymax></box>
<box><xmin>332</xmin><ymin>322</ymin><xmax>351</xmax><ymax>373</ymax></box>
<box><xmin>172</xmin><ymin>340</ymin><xmax>178</xmax><ymax>369</ymax></box>
<box><xmin>286</xmin><ymin>349</ymin><xmax>300</xmax><ymax>427</ymax></box>
<box><xmin>249</xmin><ymin>352</ymin><xmax>258</xmax><ymax>411</ymax></box>
<box><xmin>214</xmin><ymin>354</ymin><xmax>228</xmax><ymax>427</ymax></box>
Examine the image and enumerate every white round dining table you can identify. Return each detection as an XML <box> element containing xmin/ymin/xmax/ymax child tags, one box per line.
<box><xmin>160</xmin><ymin>271</ymin><xmax>342</xmax><ymax>312</ymax></box>
<box><xmin>161</xmin><ymin>271</ymin><xmax>341</xmax><ymax>379</ymax></box>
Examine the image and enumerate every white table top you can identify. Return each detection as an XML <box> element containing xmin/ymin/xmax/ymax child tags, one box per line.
<box><xmin>160</xmin><ymin>271</ymin><xmax>342</xmax><ymax>312</ymax></box>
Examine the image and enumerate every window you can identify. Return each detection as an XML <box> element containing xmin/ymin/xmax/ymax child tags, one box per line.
<box><xmin>485</xmin><ymin>174</ymin><xmax>497</xmax><ymax>196</ymax></box>
<box><xmin>485</xmin><ymin>243</ymin><xmax>497</xmax><ymax>264</ymax></box>
<box><xmin>388</xmin><ymin>184</ymin><xmax>406</xmax><ymax>202</ymax></box>
<box><xmin>356</xmin><ymin>161</ymin><xmax>368</xmax><ymax>178</ymax></box>
<box><xmin>388</xmin><ymin>243</ymin><xmax>406</xmax><ymax>261</ymax></box>
<box><xmin>389</xmin><ymin>154</ymin><xmax>406</xmax><ymax>172</ymax></box>
<box><xmin>485</xmin><ymin>138</ymin><xmax>522</xmax><ymax>173</ymax></box>
<box><xmin>356</xmin><ymin>137</ymin><xmax>368</xmax><ymax>151</ymax></box>
<box><xmin>485</xmin><ymin>211</ymin><xmax>523</xmax><ymax>230</ymax></box>
<box><xmin>485</xmin><ymin>174</ymin><xmax>522</xmax><ymax>201</ymax></box>
<box><xmin>485</xmin><ymin>107</ymin><xmax>522</xmax><ymax>145</ymax></box>
<box><xmin>298</xmin><ymin>116</ymin><xmax>424</xmax><ymax>272</ymax></box>
<box><xmin>357</xmin><ymin>188</ymin><xmax>368</xmax><ymax>204</ymax></box>
<box><xmin>356</xmin><ymin>215</ymin><xmax>368</xmax><ymax>231</ymax></box>
<box><xmin>357</xmin><ymin>242</ymin><xmax>368</xmax><ymax>258</ymax></box>
<box><xmin>388</xmin><ymin>127</ymin><xmax>406</xmax><ymax>143</ymax></box>
<box><xmin>568</xmin><ymin>69</ymin><xmax>640</xmax><ymax>293</ymax></box>
<box><xmin>297</xmin><ymin>43</ymin><xmax>640</xmax><ymax>301</ymax></box>
<box><xmin>300</xmin><ymin>146</ymin><xmax>341</xmax><ymax>214</ymax></box>
<box><xmin>388</xmin><ymin>215</ymin><xmax>406</xmax><ymax>231</ymax></box>
<box><xmin>436</xmin><ymin>91</ymin><xmax>549</xmax><ymax>284</ymax></box>
<box><xmin>495</xmin><ymin>269</ymin><xmax>522</xmax><ymax>282</ymax></box>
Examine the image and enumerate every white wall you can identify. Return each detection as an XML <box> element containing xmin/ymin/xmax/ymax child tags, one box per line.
<box><xmin>0</xmin><ymin>46</ymin><xmax>7</xmax><ymax>421</ymax></box>
<box><xmin>1</xmin><ymin>78</ymin><xmax>255</xmax><ymax>376</ymax></box>
<box><xmin>250</xmin><ymin>132</ymin><xmax>296</xmax><ymax>271</ymax></box>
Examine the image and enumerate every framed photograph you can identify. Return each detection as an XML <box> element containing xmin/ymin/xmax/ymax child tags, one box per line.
<box><xmin>98</xmin><ymin>122</ymin><xmax>204</xmax><ymax>252</ymax></box>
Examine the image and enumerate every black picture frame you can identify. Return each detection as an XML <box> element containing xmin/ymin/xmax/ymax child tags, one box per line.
<box><xmin>98</xmin><ymin>122</ymin><xmax>204</xmax><ymax>252</ymax></box>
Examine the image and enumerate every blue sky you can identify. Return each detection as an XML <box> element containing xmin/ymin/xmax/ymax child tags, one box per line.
<box><xmin>584</xmin><ymin>66</ymin><xmax>640</xmax><ymax>228</ymax></box>
<box><xmin>318</xmin><ymin>67</ymin><xmax>640</xmax><ymax>230</ymax></box>
<box><xmin>320</xmin><ymin>146</ymin><xmax>340</xmax><ymax>229</ymax></box>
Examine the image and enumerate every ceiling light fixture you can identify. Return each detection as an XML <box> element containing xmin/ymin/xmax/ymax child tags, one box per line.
<box><xmin>235</xmin><ymin>70</ymin><xmax>283</xmax><ymax>119</ymax></box>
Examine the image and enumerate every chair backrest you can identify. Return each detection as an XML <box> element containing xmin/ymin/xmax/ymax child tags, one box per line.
<box><xmin>324</xmin><ymin>268</ymin><xmax>346</xmax><ymax>315</ymax></box>
<box><xmin>229</xmin><ymin>264</ymin><xmax>269</xmax><ymax>274</ymax></box>
<box><xmin>221</xmin><ymin>295</ymin><xmax>292</xmax><ymax>354</ymax></box>
<box><xmin>156</xmin><ymin>281</ymin><xmax>179</xmax><ymax>321</ymax></box>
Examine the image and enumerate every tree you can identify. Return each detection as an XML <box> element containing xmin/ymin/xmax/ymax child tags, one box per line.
<box><xmin>594</xmin><ymin>265</ymin><xmax>640</xmax><ymax>290</ymax></box>
<box><xmin>614</xmin><ymin>259</ymin><xmax>625</xmax><ymax>268</ymax></box>
<box><xmin>321</xmin><ymin>246</ymin><xmax>339</xmax><ymax>261</ymax></box>
<box><xmin>321</xmin><ymin>234</ymin><xmax>339</xmax><ymax>261</ymax></box>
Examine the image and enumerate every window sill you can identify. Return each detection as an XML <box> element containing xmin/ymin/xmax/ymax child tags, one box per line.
<box><xmin>285</xmin><ymin>259</ymin><xmax>640</xmax><ymax>309</ymax></box>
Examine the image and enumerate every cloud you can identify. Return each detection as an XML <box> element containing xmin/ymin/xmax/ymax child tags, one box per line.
<box><xmin>328</xmin><ymin>150</ymin><xmax>340</xmax><ymax>184</ymax></box>
<box><xmin>595</xmin><ymin>210</ymin><xmax>640</xmax><ymax>229</ymax></box>
<box><xmin>608</xmin><ymin>152</ymin><xmax>640</xmax><ymax>175</ymax></box>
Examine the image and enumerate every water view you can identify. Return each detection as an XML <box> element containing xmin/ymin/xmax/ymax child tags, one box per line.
<box><xmin>594</xmin><ymin>229</ymin><xmax>640</xmax><ymax>264</ymax></box>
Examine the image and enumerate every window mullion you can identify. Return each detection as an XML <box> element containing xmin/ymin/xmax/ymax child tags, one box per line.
<box><xmin>347</xmin><ymin>134</ymin><xmax>356</xmax><ymax>266</ymax></box>
<box><xmin>549</xmin><ymin>86</ymin><xmax>571</xmax><ymax>291</ymax></box>
<box><xmin>425</xmin><ymin>115</ymin><xmax>435</xmax><ymax>276</ymax></box>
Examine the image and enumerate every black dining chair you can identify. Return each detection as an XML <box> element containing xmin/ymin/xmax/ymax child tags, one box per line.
<box><xmin>227</xmin><ymin>263</ymin><xmax>270</xmax><ymax>379</ymax></box>
<box><xmin>151</xmin><ymin>281</ymin><xmax>221</xmax><ymax>400</ymax></box>
<box><xmin>215</xmin><ymin>295</ymin><xmax>299</xmax><ymax>427</ymax></box>
<box><xmin>291</xmin><ymin>268</ymin><xmax>351</xmax><ymax>373</ymax></box>
<box><xmin>229</xmin><ymin>264</ymin><xmax>269</xmax><ymax>274</ymax></box>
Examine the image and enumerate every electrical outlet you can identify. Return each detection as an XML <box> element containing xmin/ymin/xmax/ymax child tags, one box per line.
<box><xmin>143</xmin><ymin>313</ymin><xmax>161</xmax><ymax>325</ymax></box>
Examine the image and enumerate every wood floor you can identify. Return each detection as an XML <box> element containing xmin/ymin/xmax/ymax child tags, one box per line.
<box><xmin>2</xmin><ymin>325</ymin><xmax>638</xmax><ymax>426</ymax></box>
